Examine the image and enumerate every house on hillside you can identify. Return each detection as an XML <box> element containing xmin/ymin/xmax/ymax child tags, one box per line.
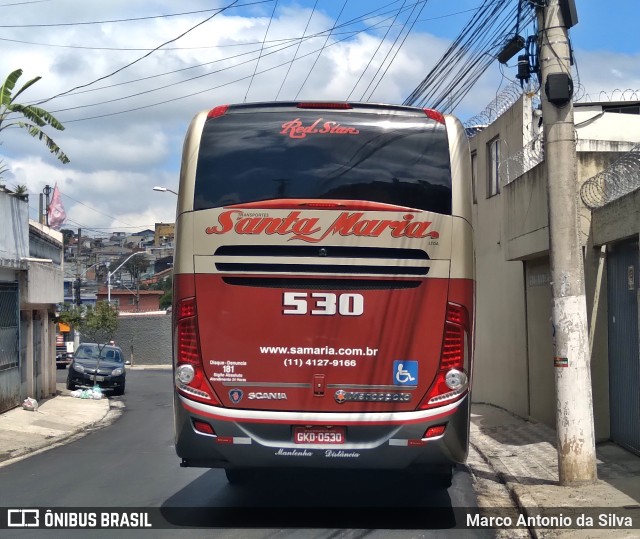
<box><xmin>469</xmin><ymin>94</ymin><xmax>640</xmax><ymax>455</ymax></box>
<box><xmin>96</xmin><ymin>288</ymin><xmax>163</xmax><ymax>313</ymax></box>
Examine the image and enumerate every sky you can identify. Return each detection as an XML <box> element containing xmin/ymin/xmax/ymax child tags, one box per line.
<box><xmin>0</xmin><ymin>0</ymin><xmax>638</xmax><ymax>237</ymax></box>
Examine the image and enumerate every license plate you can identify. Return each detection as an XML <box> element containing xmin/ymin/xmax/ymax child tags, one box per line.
<box><xmin>294</xmin><ymin>426</ymin><xmax>345</xmax><ymax>445</ymax></box>
<box><xmin>94</xmin><ymin>376</ymin><xmax>105</xmax><ymax>382</ymax></box>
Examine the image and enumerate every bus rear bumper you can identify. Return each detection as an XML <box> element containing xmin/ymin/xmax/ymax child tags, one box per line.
<box><xmin>174</xmin><ymin>393</ymin><xmax>470</xmax><ymax>471</ymax></box>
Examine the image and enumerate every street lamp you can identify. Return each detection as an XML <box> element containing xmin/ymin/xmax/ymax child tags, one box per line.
<box><xmin>153</xmin><ymin>186</ymin><xmax>178</xmax><ymax>195</ymax></box>
<box><xmin>107</xmin><ymin>252</ymin><xmax>144</xmax><ymax>305</ymax></box>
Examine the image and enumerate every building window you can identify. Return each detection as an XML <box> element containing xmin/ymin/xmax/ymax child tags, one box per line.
<box><xmin>471</xmin><ymin>151</ymin><xmax>478</xmax><ymax>204</ymax></box>
<box><xmin>487</xmin><ymin>137</ymin><xmax>500</xmax><ymax>197</ymax></box>
<box><xmin>128</xmin><ymin>297</ymin><xmax>136</xmax><ymax>305</ymax></box>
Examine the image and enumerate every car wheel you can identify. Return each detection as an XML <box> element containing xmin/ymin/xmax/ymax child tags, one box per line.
<box><xmin>66</xmin><ymin>377</ymin><xmax>76</xmax><ymax>391</ymax></box>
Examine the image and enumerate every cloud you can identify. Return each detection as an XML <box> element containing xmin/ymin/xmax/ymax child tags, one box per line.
<box><xmin>2</xmin><ymin>2</ymin><xmax>639</xmax><ymax>234</ymax></box>
<box><xmin>573</xmin><ymin>50</ymin><xmax>640</xmax><ymax>101</ymax></box>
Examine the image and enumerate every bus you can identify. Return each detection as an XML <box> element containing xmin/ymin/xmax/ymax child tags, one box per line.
<box><xmin>172</xmin><ymin>101</ymin><xmax>474</xmax><ymax>488</ymax></box>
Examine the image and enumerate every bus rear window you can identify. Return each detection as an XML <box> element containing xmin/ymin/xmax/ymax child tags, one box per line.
<box><xmin>193</xmin><ymin>110</ymin><xmax>452</xmax><ymax>214</ymax></box>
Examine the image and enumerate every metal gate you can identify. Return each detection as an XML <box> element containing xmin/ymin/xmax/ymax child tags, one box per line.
<box><xmin>606</xmin><ymin>238</ymin><xmax>640</xmax><ymax>455</ymax></box>
<box><xmin>0</xmin><ymin>282</ymin><xmax>21</xmax><ymax>413</ymax></box>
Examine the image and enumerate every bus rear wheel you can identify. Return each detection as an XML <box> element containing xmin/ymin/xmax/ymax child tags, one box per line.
<box><xmin>224</xmin><ymin>468</ymin><xmax>253</xmax><ymax>485</ymax></box>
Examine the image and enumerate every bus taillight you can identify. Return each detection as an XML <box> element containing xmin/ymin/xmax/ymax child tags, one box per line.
<box><xmin>423</xmin><ymin>108</ymin><xmax>445</xmax><ymax>124</ymax></box>
<box><xmin>420</xmin><ymin>302</ymin><xmax>470</xmax><ymax>409</ymax></box>
<box><xmin>175</xmin><ymin>297</ymin><xmax>219</xmax><ymax>404</ymax></box>
<box><xmin>207</xmin><ymin>105</ymin><xmax>229</xmax><ymax>119</ymax></box>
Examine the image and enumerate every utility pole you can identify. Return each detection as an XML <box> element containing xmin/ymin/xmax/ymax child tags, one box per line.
<box><xmin>76</xmin><ymin>228</ymin><xmax>82</xmax><ymax>306</ymax></box>
<box><xmin>538</xmin><ymin>1</ymin><xmax>597</xmax><ymax>484</ymax></box>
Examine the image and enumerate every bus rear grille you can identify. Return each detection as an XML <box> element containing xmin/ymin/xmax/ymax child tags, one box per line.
<box><xmin>222</xmin><ymin>277</ymin><xmax>421</xmax><ymax>290</ymax></box>
<box><xmin>215</xmin><ymin>263</ymin><xmax>427</xmax><ymax>275</ymax></box>
<box><xmin>213</xmin><ymin>245</ymin><xmax>429</xmax><ymax>276</ymax></box>
<box><xmin>214</xmin><ymin>245</ymin><xmax>429</xmax><ymax>259</ymax></box>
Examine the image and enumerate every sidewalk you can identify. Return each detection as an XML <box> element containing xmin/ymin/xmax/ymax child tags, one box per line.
<box><xmin>0</xmin><ymin>380</ymin><xmax>637</xmax><ymax>537</ymax></box>
<box><xmin>470</xmin><ymin>404</ymin><xmax>640</xmax><ymax>538</ymax></box>
<box><xmin>0</xmin><ymin>387</ymin><xmax>111</xmax><ymax>467</ymax></box>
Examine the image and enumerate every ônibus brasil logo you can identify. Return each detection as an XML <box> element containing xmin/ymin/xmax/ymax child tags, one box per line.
<box><xmin>205</xmin><ymin>210</ymin><xmax>440</xmax><ymax>243</ymax></box>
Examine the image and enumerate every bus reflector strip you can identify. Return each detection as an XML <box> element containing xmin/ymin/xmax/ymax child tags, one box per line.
<box><xmin>215</xmin><ymin>436</ymin><xmax>252</xmax><ymax>445</ymax></box>
<box><xmin>389</xmin><ymin>439</ymin><xmax>428</xmax><ymax>446</ymax></box>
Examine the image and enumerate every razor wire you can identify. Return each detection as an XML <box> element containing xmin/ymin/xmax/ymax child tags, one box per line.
<box><xmin>498</xmin><ymin>133</ymin><xmax>544</xmax><ymax>186</ymax></box>
<box><xmin>579</xmin><ymin>142</ymin><xmax>640</xmax><ymax>209</ymax></box>
<box><xmin>575</xmin><ymin>89</ymin><xmax>640</xmax><ymax>103</ymax></box>
<box><xmin>464</xmin><ymin>81</ymin><xmax>524</xmax><ymax>131</ymax></box>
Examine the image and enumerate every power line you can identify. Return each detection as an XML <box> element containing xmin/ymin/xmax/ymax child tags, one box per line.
<box><xmin>0</xmin><ymin>0</ymin><xmax>52</xmax><ymax>6</ymax></box>
<box><xmin>59</xmin><ymin>190</ymin><xmax>138</xmax><ymax>228</ymax></box>
<box><xmin>0</xmin><ymin>2</ymin><xmax>483</xmax><ymax>52</ymax></box>
<box><xmin>294</xmin><ymin>0</ymin><xmax>349</xmax><ymax>100</ymax></box>
<box><xmin>346</xmin><ymin>0</ymin><xmax>407</xmax><ymax>101</ymax></box>
<box><xmin>0</xmin><ymin>0</ymin><xmax>271</xmax><ymax>27</ymax></box>
<box><xmin>403</xmin><ymin>0</ymin><xmax>535</xmax><ymax>110</ymax></box>
<box><xmin>244</xmin><ymin>0</ymin><xmax>279</xmax><ymax>103</ymax></box>
<box><xmin>47</xmin><ymin>3</ymin><xmax>416</xmax><ymax>116</ymax></box>
<box><xmin>275</xmin><ymin>0</ymin><xmax>318</xmax><ymax>100</ymax></box>
<box><xmin>29</xmin><ymin>0</ymin><xmax>413</xmax><ymax>110</ymax></box>
<box><xmin>57</xmin><ymin>7</ymin><xmax>404</xmax><ymax>124</ymax></box>
<box><xmin>361</xmin><ymin>0</ymin><xmax>428</xmax><ymax>102</ymax></box>
<box><xmin>34</xmin><ymin>0</ymin><xmax>242</xmax><ymax>106</ymax></box>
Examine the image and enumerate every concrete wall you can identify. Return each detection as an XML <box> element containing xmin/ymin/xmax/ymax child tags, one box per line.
<box><xmin>0</xmin><ymin>193</ymin><xmax>28</xmax><ymax>261</ymax></box>
<box><xmin>469</xmin><ymin>97</ymin><xmax>639</xmax><ymax>440</ymax></box>
<box><xmin>19</xmin><ymin>262</ymin><xmax>64</xmax><ymax>305</ymax></box>
<box><xmin>468</xmin><ymin>96</ymin><xmax>529</xmax><ymax>417</ymax></box>
<box><xmin>113</xmin><ymin>313</ymin><xmax>171</xmax><ymax>365</ymax></box>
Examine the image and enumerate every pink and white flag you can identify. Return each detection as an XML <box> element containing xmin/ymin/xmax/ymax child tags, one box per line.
<box><xmin>47</xmin><ymin>183</ymin><xmax>66</xmax><ymax>229</ymax></box>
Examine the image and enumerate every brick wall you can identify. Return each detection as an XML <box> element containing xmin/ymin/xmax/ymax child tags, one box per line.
<box><xmin>113</xmin><ymin>313</ymin><xmax>171</xmax><ymax>365</ymax></box>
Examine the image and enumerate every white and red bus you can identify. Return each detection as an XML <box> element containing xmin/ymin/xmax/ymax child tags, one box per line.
<box><xmin>172</xmin><ymin>102</ymin><xmax>474</xmax><ymax>487</ymax></box>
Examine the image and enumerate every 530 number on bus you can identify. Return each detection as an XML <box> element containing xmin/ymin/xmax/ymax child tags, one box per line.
<box><xmin>283</xmin><ymin>292</ymin><xmax>364</xmax><ymax>316</ymax></box>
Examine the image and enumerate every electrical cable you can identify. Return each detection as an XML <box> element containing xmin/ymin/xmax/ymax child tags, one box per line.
<box><xmin>362</xmin><ymin>0</ymin><xmax>429</xmax><ymax>102</ymax></box>
<box><xmin>244</xmin><ymin>0</ymin><xmax>279</xmax><ymax>103</ymax></box>
<box><xmin>403</xmin><ymin>0</ymin><xmax>535</xmax><ymax>111</ymax></box>
<box><xmin>24</xmin><ymin>0</ymin><xmax>413</xmax><ymax>107</ymax></box>
<box><xmin>47</xmin><ymin>1</ymin><xmax>415</xmax><ymax>116</ymax></box>
<box><xmin>0</xmin><ymin>1</ymin><xmax>487</xmax><ymax>52</ymax></box>
<box><xmin>346</xmin><ymin>0</ymin><xmax>407</xmax><ymax>101</ymax></box>
<box><xmin>0</xmin><ymin>0</ymin><xmax>51</xmax><ymax>5</ymax></box>
<box><xmin>275</xmin><ymin>0</ymin><xmax>318</xmax><ymax>100</ymax></box>
<box><xmin>33</xmin><ymin>0</ymin><xmax>241</xmax><ymax>107</ymax></box>
<box><xmin>294</xmin><ymin>0</ymin><xmax>349</xmax><ymax>100</ymax></box>
<box><xmin>0</xmin><ymin>0</ymin><xmax>271</xmax><ymax>27</ymax></box>
<box><xmin>56</xmin><ymin>7</ymin><xmax>404</xmax><ymax>124</ymax></box>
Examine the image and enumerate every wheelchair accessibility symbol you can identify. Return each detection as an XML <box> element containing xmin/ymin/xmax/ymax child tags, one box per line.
<box><xmin>393</xmin><ymin>360</ymin><xmax>418</xmax><ymax>386</ymax></box>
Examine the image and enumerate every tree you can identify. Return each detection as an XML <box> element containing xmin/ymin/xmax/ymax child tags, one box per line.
<box><xmin>159</xmin><ymin>289</ymin><xmax>172</xmax><ymax>310</ymax></box>
<box><xmin>59</xmin><ymin>301</ymin><xmax>118</xmax><ymax>386</ymax></box>
<box><xmin>0</xmin><ymin>69</ymin><xmax>70</xmax><ymax>164</ymax></box>
<box><xmin>60</xmin><ymin>229</ymin><xmax>75</xmax><ymax>246</ymax></box>
<box><xmin>122</xmin><ymin>255</ymin><xmax>149</xmax><ymax>282</ymax></box>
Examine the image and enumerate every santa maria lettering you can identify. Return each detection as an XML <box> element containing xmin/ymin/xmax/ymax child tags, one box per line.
<box><xmin>205</xmin><ymin>210</ymin><xmax>439</xmax><ymax>243</ymax></box>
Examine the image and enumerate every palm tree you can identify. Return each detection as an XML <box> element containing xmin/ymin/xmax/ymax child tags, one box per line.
<box><xmin>0</xmin><ymin>69</ymin><xmax>70</xmax><ymax>164</ymax></box>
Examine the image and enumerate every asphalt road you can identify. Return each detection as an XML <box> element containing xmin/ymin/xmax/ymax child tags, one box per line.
<box><xmin>0</xmin><ymin>369</ymin><xmax>495</xmax><ymax>538</ymax></box>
